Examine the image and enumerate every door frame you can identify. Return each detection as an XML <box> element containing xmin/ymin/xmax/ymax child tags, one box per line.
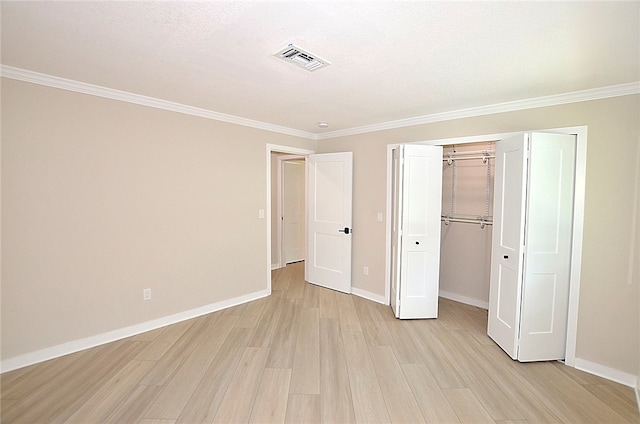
<box><xmin>384</xmin><ymin>126</ymin><xmax>587</xmax><ymax>366</ymax></box>
<box><xmin>266</xmin><ymin>144</ymin><xmax>315</xmax><ymax>294</ymax></box>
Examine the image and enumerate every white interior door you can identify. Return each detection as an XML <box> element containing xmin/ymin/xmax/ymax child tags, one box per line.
<box><xmin>306</xmin><ymin>152</ymin><xmax>353</xmax><ymax>293</ymax></box>
<box><xmin>283</xmin><ymin>160</ymin><xmax>306</xmax><ymax>264</ymax></box>
<box><xmin>395</xmin><ymin>144</ymin><xmax>443</xmax><ymax>319</ymax></box>
<box><xmin>488</xmin><ymin>133</ymin><xmax>528</xmax><ymax>359</ymax></box>
<box><xmin>518</xmin><ymin>132</ymin><xmax>576</xmax><ymax>361</ymax></box>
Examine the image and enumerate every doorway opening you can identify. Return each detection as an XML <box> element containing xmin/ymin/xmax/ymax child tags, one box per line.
<box><xmin>273</xmin><ymin>155</ymin><xmax>307</xmax><ymax>269</ymax></box>
<box><xmin>266</xmin><ymin>144</ymin><xmax>314</xmax><ymax>295</ymax></box>
<box><xmin>266</xmin><ymin>146</ymin><xmax>355</xmax><ymax>295</ymax></box>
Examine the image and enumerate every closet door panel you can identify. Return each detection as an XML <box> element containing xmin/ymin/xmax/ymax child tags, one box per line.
<box><xmin>488</xmin><ymin>133</ymin><xmax>528</xmax><ymax>359</ymax></box>
<box><xmin>405</xmin><ymin>251</ymin><xmax>431</xmax><ymax>297</ymax></box>
<box><xmin>397</xmin><ymin>144</ymin><xmax>443</xmax><ymax>319</ymax></box>
<box><xmin>496</xmin><ymin>265</ymin><xmax>519</xmax><ymax>330</ymax></box>
<box><xmin>518</xmin><ymin>133</ymin><xmax>576</xmax><ymax>361</ymax></box>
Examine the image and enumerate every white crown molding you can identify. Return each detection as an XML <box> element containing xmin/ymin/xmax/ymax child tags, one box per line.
<box><xmin>3</xmin><ymin>65</ymin><xmax>638</xmax><ymax>141</ymax></box>
<box><xmin>0</xmin><ymin>65</ymin><xmax>317</xmax><ymax>140</ymax></box>
<box><xmin>316</xmin><ymin>82</ymin><xmax>640</xmax><ymax>140</ymax></box>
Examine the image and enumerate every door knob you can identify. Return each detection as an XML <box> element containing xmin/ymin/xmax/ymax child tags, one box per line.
<box><xmin>338</xmin><ymin>227</ymin><xmax>351</xmax><ymax>234</ymax></box>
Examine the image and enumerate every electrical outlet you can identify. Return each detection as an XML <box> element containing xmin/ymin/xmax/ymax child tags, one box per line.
<box><xmin>377</xmin><ymin>212</ymin><xmax>383</xmax><ymax>222</ymax></box>
<box><xmin>363</xmin><ymin>266</ymin><xmax>369</xmax><ymax>276</ymax></box>
<box><xmin>143</xmin><ymin>288</ymin><xmax>151</xmax><ymax>301</ymax></box>
<box><xmin>258</xmin><ymin>209</ymin><xmax>265</xmax><ymax>219</ymax></box>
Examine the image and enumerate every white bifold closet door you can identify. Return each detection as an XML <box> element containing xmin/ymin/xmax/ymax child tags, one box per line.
<box><xmin>391</xmin><ymin>144</ymin><xmax>443</xmax><ymax>319</ymax></box>
<box><xmin>488</xmin><ymin>132</ymin><xmax>576</xmax><ymax>361</ymax></box>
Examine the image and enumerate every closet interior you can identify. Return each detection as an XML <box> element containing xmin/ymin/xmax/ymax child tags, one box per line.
<box><xmin>439</xmin><ymin>141</ymin><xmax>496</xmax><ymax>309</ymax></box>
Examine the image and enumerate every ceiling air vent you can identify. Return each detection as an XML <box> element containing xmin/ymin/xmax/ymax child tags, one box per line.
<box><xmin>274</xmin><ymin>44</ymin><xmax>330</xmax><ymax>72</ymax></box>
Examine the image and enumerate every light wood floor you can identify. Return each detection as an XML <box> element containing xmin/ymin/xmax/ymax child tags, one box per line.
<box><xmin>2</xmin><ymin>261</ymin><xmax>638</xmax><ymax>423</ymax></box>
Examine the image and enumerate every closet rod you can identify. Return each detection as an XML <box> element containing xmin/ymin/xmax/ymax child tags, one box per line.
<box><xmin>443</xmin><ymin>154</ymin><xmax>495</xmax><ymax>162</ymax></box>
<box><xmin>445</xmin><ymin>149</ymin><xmax>494</xmax><ymax>156</ymax></box>
<box><xmin>441</xmin><ymin>214</ymin><xmax>493</xmax><ymax>228</ymax></box>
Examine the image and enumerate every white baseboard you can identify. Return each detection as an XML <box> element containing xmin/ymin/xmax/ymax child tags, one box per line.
<box><xmin>573</xmin><ymin>358</ymin><xmax>638</xmax><ymax>388</ymax></box>
<box><xmin>351</xmin><ymin>287</ymin><xmax>388</xmax><ymax>305</ymax></box>
<box><xmin>439</xmin><ymin>290</ymin><xmax>489</xmax><ymax>310</ymax></box>
<box><xmin>271</xmin><ymin>262</ymin><xmax>281</xmax><ymax>270</ymax></box>
<box><xmin>1</xmin><ymin>289</ymin><xmax>270</xmax><ymax>373</ymax></box>
<box><xmin>635</xmin><ymin>377</ymin><xmax>640</xmax><ymax>414</ymax></box>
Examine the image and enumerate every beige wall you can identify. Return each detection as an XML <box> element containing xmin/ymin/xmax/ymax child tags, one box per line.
<box><xmin>317</xmin><ymin>95</ymin><xmax>640</xmax><ymax>377</ymax></box>
<box><xmin>1</xmin><ymin>78</ymin><xmax>315</xmax><ymax>360</ymax></box>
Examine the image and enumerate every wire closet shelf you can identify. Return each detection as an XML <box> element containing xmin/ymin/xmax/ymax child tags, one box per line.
<box><xmin>442</xmin><ymin>145</ymin><xmax>494</xmax><ymax>229</ymax></box>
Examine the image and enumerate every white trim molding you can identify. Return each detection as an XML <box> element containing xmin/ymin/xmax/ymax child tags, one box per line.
<box><xmin>351</xmin><ymin>287</ymin><xmax>387</xmax><ymax>305</ymax></box>
<box><xmin>574</xmin><ymin>358</ymin><xmax>638</xmax><ymax>388</ymax></box>
<box><xmin>2</xmin><ymin>65</ymin><xmax>638</xmax><ymax>142</ymax></box>
<box><xmin>636</xmin><ymin>377</ymin><xmax>640</xmax><ymax>414</ymax></box>
<box><xmin>0</xmin><ymin>289</ymin><xmax>269</xmax><ymax>373</ymax></box>
<box><xmin>439</xmin><ymin>290</ymin><xmax>489</xmax><ymax>310</ymax></box>
<box><xmin>317</xmin><ymin>82</ymin><xmax>640</xmax><ymax>140</ymax></box>
<box><xmin>0</xmin><ymin>65</ymin><xmax>316</xmax><ymax>140</ymax></box>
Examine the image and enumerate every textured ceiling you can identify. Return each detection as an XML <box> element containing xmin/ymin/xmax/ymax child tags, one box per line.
<box><xmin>2</xmin><ymin>1</ymin><xmax>639</xmax><ymax>135</ymax></box>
